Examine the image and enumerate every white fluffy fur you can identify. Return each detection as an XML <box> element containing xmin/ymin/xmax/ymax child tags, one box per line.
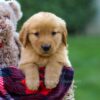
<box><xmin>7</xmin><ymin>0</ymin><xmax>23</xmax><ymax>21</ymax></box>
<box><xmin>0</xmin><ymin>0</ymin><xmax>22</xmax><ymax>67</ymax></box>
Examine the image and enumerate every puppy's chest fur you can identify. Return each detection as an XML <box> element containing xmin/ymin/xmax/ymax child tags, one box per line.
<box><xmin>20</xmin><ymin>45</ymin><xmax>69</xmax><ymax>68</ymax></box>
<box><xmin>35</xmin><ymin>57</ymin><xmax>49</xmax><ymax>67</ymax></box>
<box><xmin>34</xmin><ymin>52</ymin><xmax>67</xmax><ymax>67</ymax></box>
<box><xmin>34</xmin><ymin>48</ymin><xmax>70</xmax><ymax>67</ymax></box>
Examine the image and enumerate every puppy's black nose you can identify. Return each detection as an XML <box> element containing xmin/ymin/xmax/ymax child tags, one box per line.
<box><xmin>41</xmin><ymin>44</ymin><xmax>51</xmax><ymax>52</ymax></box>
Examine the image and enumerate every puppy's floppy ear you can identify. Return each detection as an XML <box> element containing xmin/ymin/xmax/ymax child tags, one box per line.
<box><xmin>61</xmin><ymin>20</ymin><xmax>68</xmax><ymax>46</ymax></box>
<box><xmin>19</xmin><ymin>26</ymin><xmax>28</xmax><ymax>47</ymax></box>
<box><xmin>7</xmin><ymin>0</ymin><xmax>23</xmax><ymax>21</ymax></box>
<box><xmin>62</xmin><ymin>29</ymin><xmax>67</xmax><ymax>45</ymax></box>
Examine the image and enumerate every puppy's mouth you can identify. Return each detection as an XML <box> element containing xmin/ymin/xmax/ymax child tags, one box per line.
<box><xmin>37</xmin><ymin>48</ymin><xmax>55</xmax><ymax>57</ymax></box>
<box><xmin>39</xmin><ymin>50</ymin><xmax>52</xmax><ymax>57</ymax></box>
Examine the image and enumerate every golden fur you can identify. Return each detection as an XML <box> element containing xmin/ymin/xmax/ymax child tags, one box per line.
<box><xmin>19</xmin><ymin>12</ymin><xmax>71</xmax><ymax>90</ymax></box>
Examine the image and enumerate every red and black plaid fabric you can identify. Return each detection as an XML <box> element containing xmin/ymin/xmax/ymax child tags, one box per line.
<box><xmin>0</xmin><ymin>66</ymin><xmax>74</xmax><ymax>100</ymax></box>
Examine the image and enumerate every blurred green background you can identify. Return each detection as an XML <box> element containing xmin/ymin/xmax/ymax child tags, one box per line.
<box><xmin>68</xmin><ymin>36</ymin><xmax>100</xmax><ymax>100</ymax></box>
<box><xmin>18</xmin><ymin>0</ymin><xmax>100</xmax><ymax>100</ymax></box>
<box><xmin>18</xmin><ymin>0</ymin><xmax>95</xmax><ymax>34</ymax></box>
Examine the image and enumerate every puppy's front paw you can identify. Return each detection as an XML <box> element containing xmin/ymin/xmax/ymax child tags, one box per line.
<box><xmin>45</xmin><ymin>75</ymin><xmax>59</xmax><ymax>89</ymax></box>
<box><xmin>26</xmin><ymin>79</ymin><xmax>39</xmax><ymax>90</ymax></box>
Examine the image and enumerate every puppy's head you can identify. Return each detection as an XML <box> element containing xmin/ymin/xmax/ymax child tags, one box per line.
<box><xmin>19</xmin><ymin>12</ymin><xmax>67</xmax><ymax>56</ymax></box>
<box><xmin>0</xmin><ymin>0</ymin><xmax>22</xmax><ymax>41</ymax></box>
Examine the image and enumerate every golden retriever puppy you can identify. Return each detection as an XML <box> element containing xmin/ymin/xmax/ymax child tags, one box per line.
<box><xmin>19</xmin><ymin>12</ymin><xmax>71</xmax><ymax>90</ymax></box>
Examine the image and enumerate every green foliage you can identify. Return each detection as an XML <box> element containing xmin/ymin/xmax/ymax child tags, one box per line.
<box><xmin>68</xmin><ymin>36</ymin><xmax>100</xmax><ymax>100</ymax></box>
<box><xmin>18</xmin><ymin>0</ymin><xmax>95</xmax><ymax>34</ymax></box>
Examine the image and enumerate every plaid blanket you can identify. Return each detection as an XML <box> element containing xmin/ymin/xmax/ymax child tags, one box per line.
<box><xmin>0</xmin><ymin>66</ymin><xmax>74</xmax><ymax>100</ymax></box>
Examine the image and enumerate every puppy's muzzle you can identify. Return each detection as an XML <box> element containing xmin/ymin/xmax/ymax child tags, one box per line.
<box><xmin>41</xmin><ymin>44</ymin><xmax>51</xmax><ymax>52</ymax></box>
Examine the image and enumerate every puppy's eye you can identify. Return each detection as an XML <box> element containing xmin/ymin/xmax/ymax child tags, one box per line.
<box><xmin>3</xmin><ymin>15</ymin><xmax>10</xmax><ymax>19</ymax></box>
<box><xmin>52</xmin><ymin>32</ymin><xmax>57</xmax><ymax>36</ymax></box>
<box><xmin>34</xmin><ymin>32</ymin><xmax>39</xmax><ymax>37</ymax></box>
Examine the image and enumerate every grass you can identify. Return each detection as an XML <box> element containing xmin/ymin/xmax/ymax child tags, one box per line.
<box><xmin>68</xmin><ymin>36</ymin><xmax>100</xmax><ymax>100</ymax></box>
